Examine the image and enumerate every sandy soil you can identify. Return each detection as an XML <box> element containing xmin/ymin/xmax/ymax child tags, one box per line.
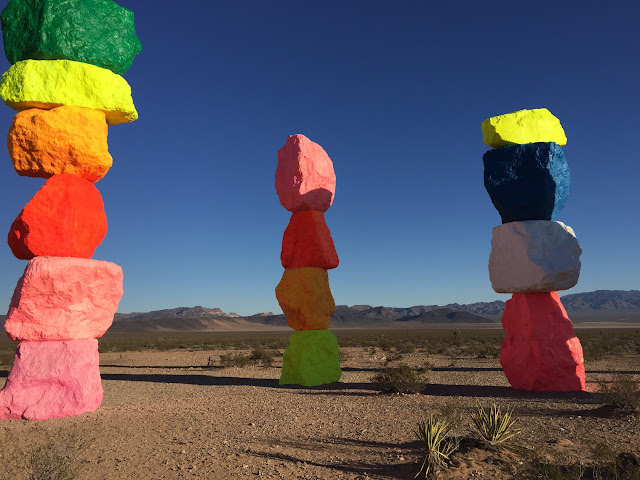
<box><xmin>0</xmin><ymin>347</ymin><xmax>638</xmax><ymax>479</ymax></box>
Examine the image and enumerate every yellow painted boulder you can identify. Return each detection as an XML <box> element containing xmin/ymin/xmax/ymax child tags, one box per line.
<box><xmin>8</xmin><ymin>106</ymin><xmax>112</xmax><ymax>182</ymax></box>
<box><xmin>0</xmin><ymin>60</ymin><xmax>137</xmax><ymax>125</ymax></box>
<box><xmin>275</xmin><ymin>267</ymin><xmax>335</xmax><ymax>330</ymax></box>
<box><xmin>481</xmin><ymin>108</ymin><xmax>566</xmax><ymax>148</ymax></box>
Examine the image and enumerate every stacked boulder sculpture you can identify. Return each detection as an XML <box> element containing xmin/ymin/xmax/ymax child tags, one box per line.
<box><xmin>0</xmin><ymin>0</ymin><xmax>140</xmax><ymax>420</ymax></box>
<box><xmin>275</xmin><ymin>134</ymin><xmax>342</xmax><ymax>386</ymax></box>
<box><xmin>482</xmin><ymin>108</ymin><xmax>585</xmax><ymax>392</ymax></box>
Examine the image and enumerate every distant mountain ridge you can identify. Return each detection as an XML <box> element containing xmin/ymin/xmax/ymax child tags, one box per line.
<box><xmin>108</xmin><ymin>290</ymin><xmax>640</xmax><ymax>332</ymax></box>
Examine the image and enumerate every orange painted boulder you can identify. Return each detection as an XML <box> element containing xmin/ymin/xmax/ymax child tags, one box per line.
<box><xmin>0</xmin><ymin>339</ymin><xmax>102</xmax><ymax>420</ymax></box>
<box><xmin>8</xmin><ymin>106</ymin><xmax>112</xmax><ymax>182</ymax></box>
<box><xmin>500</xmin><ymin>292</ymin><xmax>585</xmax><ymax>392</ymax></box>
<box><xmin>5</xmin><ymin>256</ymin><xmax>123</xmax><ymax>341</ymax></box>
<box><xmin>8</xmin><ymin>173</ymin><xmax>107</xmax><ymax>259</ymax></box>
<box><xmin>275</xmin><ymin>267</ymin><xmax>335</xmax><ymax>330</ymax></box>
<box><xmin>275</xmin><ymin>134</ymin><xmax>336</xmax><ymax>212</ymax></box>
<box><xmin>281</xmin><ymin>210</ymin><xmax>339</xmax><ymax>269</ymax></box>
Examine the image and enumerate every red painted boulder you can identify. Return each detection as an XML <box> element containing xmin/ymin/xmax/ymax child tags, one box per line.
<box><xmin>5</xmin><ymin>257</ymin><xmax>123</xmax><ymax>341</ymax></box>
<box><xmin>500</xmin><ymin>292</ymin><xmax>585</xmax><ymax>392</ymax></box>
<box><xmin>0</xmin><ymin>339</ymin><xmax>103</xmax><ymax>420</ymax></box>
<box><xmin>8</xmin><ymin>173</ymin><xmax>107</xmax><ymax>259</ymax></box>
<box><xmin>275</xmin><ymin>134</ymin><xmax>336</xmax><ymax>212</ymax></box>
<box><xmin>281</xmin><ymin>210</ymin><xmax>339</xmax><ymax>269</ymax></box>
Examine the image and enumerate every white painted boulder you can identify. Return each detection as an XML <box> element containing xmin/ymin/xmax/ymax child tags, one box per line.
<box><xmin>489</xmin><ymin>220</ymin><xmax>581</xmax><ymax>293</ymax></box>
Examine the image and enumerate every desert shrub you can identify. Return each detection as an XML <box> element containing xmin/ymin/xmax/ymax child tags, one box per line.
<box><xmin>470</xmin><ymin>400</ymin><xmax>520</xmax><ymax>445</ymax></box>
<box><xmin>0</xmin><ymin>350</ymin><xmax>15</xmax><ymax>367</ymax></box>
<box><xmin>598</xmin><ymin>375</ymin><xmax>640</xmax><ymax>412</ymax></box>
<box><xmin>421</xmin><ymin>360</ymin><xmax>434</xmax><ymax>372</ymax></box>
<box><xmin>29</xmin><ymin>440</ymin><xmax>81</xmax><ymax>480</ymax></box>
<box><xmin>414</xmin><ymin>414</ymin><xmax>460</xmax><ymax>479</ymax></box>
<box><xmin>219</xmin><ymin>352</ymin><xmax>251</xmax><ymax>368</ymax></box>
<box><xmin>249</xmin><ymin>348</ymin><xmax>275</xmax><ymax>366</ymax></box>
<box><xmin>398</xmin><ymin>343</ymin><xmax>416</xmax><ymax>354</ymax></box>
<box><xmin>372</xmin><ymin>363</ymin><xmax>426</xmax><ymax>394</ymax></box>
<box><xmin>384</xmin><ymin>352</ymin><xmax>404</xmax><ymax>364</ymax></box>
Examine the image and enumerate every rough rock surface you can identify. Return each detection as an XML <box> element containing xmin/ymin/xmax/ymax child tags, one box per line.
<box><xmin>275</xmin><ymin>134</ymin><xmax>336</xmax><ymax>212</ymax></box>
<box><xmin>281</xmin><ymin>210</ymin><xmax>339</xmax><ymax>269</ymax></box>
<box><xmin>500</xmin><ymin>292</ymin><xmax>585</xmax><ymax>392</ymax></box>
<box><xmin>0</xmin><ymin>59</ymin><xmax>137</xmax><ymax>124</ymax></box>
<box><xmin>481</xmin><ymin>108</ymin><xmax>567</xmax><ymax>148</ymax></box>
<box><xmin>8</xmin><ymin>106</ymin><xmax>112</xmax><ymax>181</ymax></box>
<box><xmin>280</xmin><ymin>330</ymin><xmax>342</xmax><ymax>386</ymax></box>
<box><xmin>0</xmin><ymin>339</ymin><xmax>103</xmax><ymax>420</ymax></box>
<box><xmin>8</xmin><ymin>173</ymin><xmax>107</xmax><ymax>259</ymax></box>
<box><xmin>5</xmin><ymin>257</ymin><xmax>123</xmax><ymax>341</ymax></box>
<box><xmin>1</xmin><ymin>0</ymin><xmax>141</xmax><ymax>75</ymax></box>
<box><xmin>276</xmin><ymin>268</ymin><xmax>335</xmax><ymax>330</ymax></box>
<box><xmin>483</xmin><ymin>142</ymin><xmax>569</xmax><ymax>223</ymax></box>
<box><xmin>489</xmin><ymin>220</ymin><xmax>581</xmax><ymax>293</ymax></box>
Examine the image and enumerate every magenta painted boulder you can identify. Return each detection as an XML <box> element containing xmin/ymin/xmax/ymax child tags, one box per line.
<box><xmin>275</xmin><ymin>134</ymin><xmax>336</xmax><ymax>212</ymax></box>
<box><xmin>500</xmin><ymin>292</ymin><xmax>585</xmax><ymax>392</ymax></box>
<box><xmin>5</xmin><ymin>256</ymin><xmax>123</xmax><ymax>341</ymax></box>
<box><xmin>0</xmin><ymin>339</ymin><xmax>103</xmax><ymax>420</ymax></box>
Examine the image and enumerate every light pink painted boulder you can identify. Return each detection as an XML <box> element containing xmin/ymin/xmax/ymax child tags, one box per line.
<box><xmin>5</xmin><ymin>256</ymin><xmax>123</xmax><ymax>341</ymax></box>
<box><xmin>0</xmin><ymin>339</ymin><xmax>103</xmax><ymax>420</ymax></box>
<box><xmin>275</xmin><ymin>134</ymin><xmax>336</xmax><ymax>212</ymax></box>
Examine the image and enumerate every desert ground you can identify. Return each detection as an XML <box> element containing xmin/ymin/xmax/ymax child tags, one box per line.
<box><xmin>0</xmin><ymin>327</ymin><xmax>638</xmax><ymax>480</ymax></box>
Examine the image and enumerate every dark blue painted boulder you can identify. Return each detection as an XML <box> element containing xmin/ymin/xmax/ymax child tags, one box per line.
<box><xmin>483</xmin><ymin>142</ymin><xmax>570</xmax><ymax>223</ymax></box>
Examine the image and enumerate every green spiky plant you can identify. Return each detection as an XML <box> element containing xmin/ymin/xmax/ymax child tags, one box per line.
<box><xmin>470</xmin><ymin>400</ymin><xmax>521</xmax><ymax>445</ymax></box>
<box><xmin>414</xmin><ymin>415</ymin><xmax>460</xmax><ymax>478</ymax></box>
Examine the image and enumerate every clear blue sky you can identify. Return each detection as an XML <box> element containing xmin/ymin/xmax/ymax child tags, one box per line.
<box><xmin>0</xmin><ymin>1</ymin><xmax>638</xmax><ymax>315</ymax></box>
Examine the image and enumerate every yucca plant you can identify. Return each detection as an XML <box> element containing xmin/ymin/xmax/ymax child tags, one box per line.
<box><xmin>470</xmin><ymin>400</ymin><xmax>521</xmax><ymax>444</ymax></box>
<box><xmin>414</xmin><ymin>415</ymin><xmax>460</xmax><ymax>478</ymax></box>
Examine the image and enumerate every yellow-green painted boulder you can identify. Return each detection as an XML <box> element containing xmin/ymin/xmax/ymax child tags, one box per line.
<box><xmin>481</xmin><ymin>108</ymin><xmax>566</xmax><ymax>148</ymax></box>
<box><xmin>279</xmin><ymin>330</ymin><xmax>342</xmax><ymax>386</ymax></box>
<box><xmin>0</xmin><ymin>59</ymin><xmax>137</xmax><ymax>125</ymax></box>
<box><xmin>275</xmin><ymin>267</ymin><xmax>335</xmax><ymax>330</ymax></box>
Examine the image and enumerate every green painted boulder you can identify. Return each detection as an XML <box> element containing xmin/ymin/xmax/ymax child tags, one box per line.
<box><xmin>1</xmin><ymin>0</ymin><xmax>142</xmax><ymax>75</ymax></box>
<box><xmin>280</xmin><ymin>330</ymin><xmax>342</xmax><ymax>386</ymax></box>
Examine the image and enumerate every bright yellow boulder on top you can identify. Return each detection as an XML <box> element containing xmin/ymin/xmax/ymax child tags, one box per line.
<box><xmin>0</xmin><ymin>60</ymin><xmax>137</xmax><ymax>125</ymax></box>
<box><xmin>481</xmin><ymin>108</ymin><xmax>566</xmax><ymax>148</ymax></box>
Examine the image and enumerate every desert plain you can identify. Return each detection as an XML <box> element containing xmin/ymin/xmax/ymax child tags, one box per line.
<box><xmin>0</xmin><ymin>326</ymin><xmax>638</xmax><ymax>480</ymax></box>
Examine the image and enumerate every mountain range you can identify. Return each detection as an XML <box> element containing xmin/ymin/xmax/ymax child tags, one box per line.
<box><xmin>108</xmin><ymin>290</ymin><xmax>640</xmax><ymax>332</ymax></box>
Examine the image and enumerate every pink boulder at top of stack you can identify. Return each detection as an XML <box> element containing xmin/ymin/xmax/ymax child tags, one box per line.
<box><xmin>275</xmin><ymin>134</ymin><xmax>336</xmax><ymax>212</ymax></box>
<box><xmin>500</xmin><ymin>292</ymin><xmax>585</xmax><ymax>392</ymax></box>
<box><xmin>5</xmin><ymin>256</ymin><xmax>123</xmax><ymax>341</ymax></box>
<box><xmin>0</xmin><ymin>339</ymin><xmax>102</xmax><ymax>420</ymax></box>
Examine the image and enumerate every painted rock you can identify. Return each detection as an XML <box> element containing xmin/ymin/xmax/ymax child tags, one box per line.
<box><xmin>8</xmin><ymin>173</ymin><xmax>107</xmax><ymax>259</ymax></box>
<box><xmin>481</xmin><ymin>108</ymin><xmax>567</xmax><ymax>148</ymax></box>
<box><xmin>275</xmin><ymin>134</ymin><xmax>336</xmax><ymax>212</ymax></box>
<box><xmin>280</xmin><ymin>330</ymin><xmax>342</xmax><ymax>386</ymax></box>
<box><xmin>281</xmin><ymin>210</ymin><xmax>339</xmax><ymax>269</ymax></box>
<box><xmin>0</xmin><ymin>59</ymin><xmax>137</xmax><ymax>124</ymax></box>
<box><xmin>489</xmin><ymin>220</ymin><xmax>581</xmax><ymax>293</ymax></box>
<box><xmin>276</xmin><ymin>267</ymin><xmax>335</xmax><ymax>330</ymax></box>
<box><xmin>483</xmin><ymin>142</ymin><xmax>570</xmax><ymax>223</ymax></box>
<box><xmin>5</xmin><ymin>256</ymin><xmax>123</xmax><ymax>341</ymax></box>
<box><xmin>500</xmin><ymin>292</ymin><xmax>585</xmax><ymax>392</ymax></box>
<box><xmin>8</xmin><ymin>106</ymin><xmax>112</xmax><ymax>182</ymax></box>
<box><xmin>0</xmin><ymin>339</ymin><xmax>103</xmax><ymax>420</ymax></box>
<box><xmin>1</xmin><ymin>0</ymin><xmax>141</xmax><ymax>75</ymax></box>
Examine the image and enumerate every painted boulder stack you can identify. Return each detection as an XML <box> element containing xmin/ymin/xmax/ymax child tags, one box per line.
<box><xmin>275</xmin><ymin>134</ymin><xmax>342</xmax><ymax>386</ymax></box>
<box><xmin>482</xmin><ymin>108</ymin><xmax>585</xmax><ymax>392</ymax></box>
<box><xmin>0</xmin><ymin>0</ymin><xmax>139</xmax><ymax>420</ymax></box>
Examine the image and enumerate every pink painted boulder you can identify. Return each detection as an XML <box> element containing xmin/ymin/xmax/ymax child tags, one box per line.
<box><xmin>5</xmin><ymin>256</ymin><xmax>123</xmax><ymax>341</ymax></box>
<box><xmin>0</xmin><ymin>339</ymin><xmax>103</xmax><ymax>420</ymax></box>
<box><xmin>500</xmin><ymin>292</ymin><xmax>585</xmax><ymax>392</ymax></box>
<box><xmin>275</xmin><ymin>134</ymin><xmax>336</xmax><ymax>212</ymax></box>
